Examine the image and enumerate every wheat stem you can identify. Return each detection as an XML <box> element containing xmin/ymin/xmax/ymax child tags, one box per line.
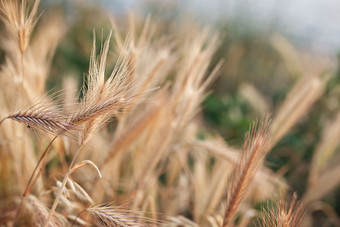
<box><xmin>12</xmin><ymin>136</ymin><xmax>58</xmax><ymax>226</ymax></box>
<box><xmin>44</xmin><ymin>144</ymin><xmax>84</xmax><ymax>227</ymax></box>
<box><xmin>27</xmin><ymin>136</ymin><xmax>59</xmax><ymax>192</ymax></box>
<box><xmin>21</xmin><ymin>52</ymin><xmax>25</xmax><ymax>84</ymax></box>
<box><xmin>0</xmin><ymin>117</ymin><xmax>7</xmax><ymax>126</ymax></box>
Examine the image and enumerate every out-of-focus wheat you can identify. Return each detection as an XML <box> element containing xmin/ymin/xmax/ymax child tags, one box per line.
<box><xmin>260</xmin><ymin>193</ymin><xmax>305</xmax><ymax>227</ymax></box>
<box><xmin>0</xmin><ymin>1</ymin><xmax>337</xmax><ymax>226</ymax></box>
<box><xmin>308</xmin><ymin>113</ymin><xmax>340</xmax><ymax>189</ymax></box>
<box><xmin>87</xmin><ymin>205</ymin><xmax>149</xmax><ymax>227</ymax></box>
<box><xmin>0</xmin><ymin>0</ymin><xmax>40</xmax><ymax>54</ymax></box>
<box><xmin>0</xmin><ymin>0</ymin><xmax>40</xmax><ymax>85</ymax></box>
<box><xmin>270</xmin><ymin>75</ymin><xmax>326</xmax><ymax>146</ymax></box>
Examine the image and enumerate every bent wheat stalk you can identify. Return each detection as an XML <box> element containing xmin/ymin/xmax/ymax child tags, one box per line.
<box><xmin>44</xmin><ymin>144</ymin><xmax>84</xmax><ymax>227</ymax></box>
<box><xmin>0</xmin><ymin>117</ymin><xmax>7</xmax><ymax>126</ymax></box>
<box><xmin>12</xmin><ymin>136</ymin><xmax>58</xmax><ymax>225</ymax></box>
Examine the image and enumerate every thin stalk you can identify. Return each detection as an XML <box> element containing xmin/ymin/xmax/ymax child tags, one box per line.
<box><xmin>0</xmin><ymin>117</ymin><xmax>7</xmax><ymax>126</ymax></box>
<box><xmin>12</xmin><ymin>136</ymin><xmax>58</xmax><ymax>225</ymax></box>
<box><xmin>44</xmin><ymin>144</ymin><xmax>84</xmax><ymax>227</ymax></box>
<box><xmin>21</xmin><ymin>52</ymin><xmax>25</xmax><ymax>84</ymax></box>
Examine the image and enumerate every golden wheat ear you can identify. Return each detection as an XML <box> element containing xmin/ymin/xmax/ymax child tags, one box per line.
<box><xmin>259</xmin><ymin>192</ymin><xmax>305</xmax><ymax>227</ymax></box>
<box><xmin>222</xmin><ymin>115</ymin><xmax>271</xmax><ymax>227</ymax></box>
<box><xmin>0</xmin><ymin>0</ymin><xmax>41</xmax><ymax>83</ymax></box>
<box><xmin>5</xmin><ymin>98</ymin><xmax>76</xmax><ymax>137</ymax></box>
<box><xmin>87</xmin><ymin>204</ymin><xmax>156</xmax><ymax>227</ymax></box>
<box><xmin>0</xmin><ymin>0</ymin><xmax>40</xmax><ymax>54</ymax></box>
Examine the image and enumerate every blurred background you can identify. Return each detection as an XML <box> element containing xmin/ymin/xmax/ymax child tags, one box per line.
<box><xmin>20</xmin><ymin>0</ymin><xmax>340</xmax><ymax>225</ymax></box>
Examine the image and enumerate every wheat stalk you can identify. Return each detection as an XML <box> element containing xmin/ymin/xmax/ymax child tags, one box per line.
<box><xmin>12</xmin><ymin>136</ymin><xmax>58</xmax><ymax>225</ymax></box>
<box><xmin>44</xmin><ymin>31</ymin><xmax>146</xmax><ymax>226</ymax></box>
<box><xmin>0</xmin><ymin>0</ymin><xmax>40</xmax><ymax>83</ymax></box>
<box><xmin>6</xmin><ymin>100</ymin><xmax>77</xmax><ymax>225</ymax></box>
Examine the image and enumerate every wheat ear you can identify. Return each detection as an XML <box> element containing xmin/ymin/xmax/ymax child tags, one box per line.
<box><xmin>70</xmin><ymin>96</ymin><xmax>134</xmax><ymax>125</ymax></box>
<box><xmin>87</xmin><ymin>205</ymin><xmax>144</xmax><ymax>227</ymax></box>
<box><xmin>0</xmin><ymin>0</ymin><xmax>40</xmax><ymax>83</ymax></box>
<box><xmin>8</xmin><ymin>111</ymin><xmax>74</xmax><ymax>134</ymax></box>
<box><xmin>6</xmin><ymin>98</ymin><xmax>76</xmax><ymax>137</ymax></box>
<box><xmin>222</xmin><ymin>115</ymin><xmax>271</xmax><ymax>227</ymax></box>
<box><xmin>260</xmin><ymin>192</ymin><xmax>305</xmax><ymax>227</ymax></box>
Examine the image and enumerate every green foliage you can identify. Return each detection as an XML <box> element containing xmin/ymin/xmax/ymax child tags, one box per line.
<box><xmin>203</xmin><ymin>93</ymin><xmax>254</xmax><ymax>146</ymax></box>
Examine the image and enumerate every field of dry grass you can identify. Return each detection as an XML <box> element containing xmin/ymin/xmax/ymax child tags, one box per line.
<box><xmin>0</xmin><ymin>1</ymin><xmax>339</xmax><ymax>226</ymax></box>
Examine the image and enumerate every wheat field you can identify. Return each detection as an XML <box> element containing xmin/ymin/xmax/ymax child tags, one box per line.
<box><xmin>0</xmin><ymin>1</ymin><xmax>339</xmax><ymax>226</ymax></box>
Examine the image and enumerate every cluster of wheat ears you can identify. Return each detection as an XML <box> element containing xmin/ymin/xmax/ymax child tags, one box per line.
<box><xmin>0</xmin><ymin>0</ymin><xmax>339</xmax><ymax>226</ymax></box>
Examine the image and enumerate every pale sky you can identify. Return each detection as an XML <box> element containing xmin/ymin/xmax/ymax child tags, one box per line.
<box><xmin>69</xmin><ymin>0</ymin><xmax>340</xmax><ymax>55</ymax></box>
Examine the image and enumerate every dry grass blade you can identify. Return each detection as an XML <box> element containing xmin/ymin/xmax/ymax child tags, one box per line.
<box><xmin>65</xmin><ymin>178</ymin><xmax>95</xmax><ymax>205</ymax></box>
<box><xmin>71</xmin><ymin>160</ymin><xmax>102</xmax><ymax>178</ymax></box>
<box><xmin>260</xmin><ymin>193</ymin><xmax>305</xmax><ymax>227</ymax></box>
<box><xmin>222</xmin><ymin>116</ymin><xmax>271</xmax><ymax>227</ymax></box>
